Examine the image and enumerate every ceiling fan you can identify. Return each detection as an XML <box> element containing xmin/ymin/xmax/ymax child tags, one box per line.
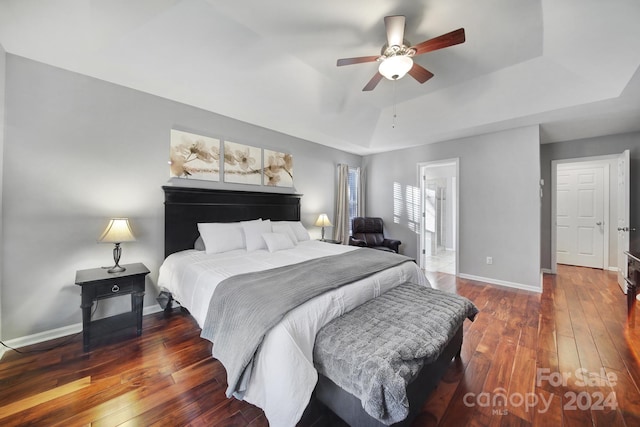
<box><xmin>337</xmin><ymin>15</ymin><xmax>465</xmax><ymax>91</ymax></box>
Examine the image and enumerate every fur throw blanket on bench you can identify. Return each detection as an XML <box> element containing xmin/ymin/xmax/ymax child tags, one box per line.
<box><xmin>313</xmin><ymin>282</ymin><xmax>478</xmax><ymax>425</ymax></box>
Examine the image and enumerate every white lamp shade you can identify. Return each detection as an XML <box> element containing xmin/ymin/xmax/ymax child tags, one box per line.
<box><xmin>98</xmin><ymin>218</ymin><xmax>136</xmax><ymax>243</ymax></box>
<box><xmin>314</xmin><ymin>214</ymin><xmax>332</xmax><ymax>227</ymax></box>
<box><xmin>378</xmin><ymin>55</ymin><xmax>413</xmax><ymax>80</ymax></box>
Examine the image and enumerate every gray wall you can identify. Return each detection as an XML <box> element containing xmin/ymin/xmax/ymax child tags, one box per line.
<box><xmin>540</xmin><ymin>131</ymin><xmax>640</xmax><ymax>270</ymax></box>
<box><xmin>363</xmin><ymin>125</ymin><xmax>541</xmax><ymax>290</ymax></box>
<box><xmin>2</xmin><ymin>55</ymin><xmax>361</xmax><ymax>341</ymax></box>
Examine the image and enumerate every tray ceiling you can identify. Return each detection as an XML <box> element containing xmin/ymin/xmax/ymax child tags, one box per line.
<box><xmin>1</xmin><ymin>0</ymin><xmax>639</xmax><ymax>154</ymax></box>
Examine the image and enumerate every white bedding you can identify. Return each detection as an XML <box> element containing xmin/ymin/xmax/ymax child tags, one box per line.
<box><xmin>157</xmin><ymin>240</ymin><xmax>430</xmax><ymax>427</ymax></box>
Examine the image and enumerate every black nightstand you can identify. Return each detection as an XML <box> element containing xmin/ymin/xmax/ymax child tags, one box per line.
<box><xmin>75</xmin><ymin>262</ymin><xmax>150</xmax><ymax>352</ymax></box>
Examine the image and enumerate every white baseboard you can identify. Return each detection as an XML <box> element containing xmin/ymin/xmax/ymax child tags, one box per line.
<box><xmin>548</xmin><ymin>266</ymin><xmax>618</xmax><ymax>273</ymax></box>
<box><xmin>1</xmin><ymin>305</ymin><xmax>164</xmax><ymax>360</ymax></box>
<box><xmin>458</xmin><ymin>273</ymin><xmax>542</xmax><ymax>293</ymax></box>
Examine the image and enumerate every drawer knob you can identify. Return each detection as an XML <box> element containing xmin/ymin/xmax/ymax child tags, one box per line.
<box><xmin>112</xmin><ymin>284</ymin><xmax>120</xmax><ymax>293</ymax></box>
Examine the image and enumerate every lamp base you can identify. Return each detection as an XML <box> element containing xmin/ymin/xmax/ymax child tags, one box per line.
<box><xmin>106</xmin><ymin>242</ymin><xmax>126</xmax><ymax>273</ymax></box>
<box><xmin>107</xmin><ymin>265</ymin><xmax>126</xmax><ymax>273</ymax></box>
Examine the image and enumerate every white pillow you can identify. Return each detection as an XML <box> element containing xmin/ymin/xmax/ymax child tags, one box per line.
<box><xmin>288</xmin><ymin>221</ymin><xmax>311</xmax><ymax>241</ymax></box>
<box><xmin>197</xmin><ymin>222</ymin><xmax>245</xmax><ymax>254</ymax></box>
<box><xmin>272</xmin><ymin>223</ymin><xmax>298</xmax><ymax>244</ymax></box>
<box><xmin>242</xmin><ymin>219</ymin><xmax>272</xmax><ymax>251</ymax></box>
<box><xmin>194</xmin><ymin>236</ymin><xmax>205</xmax><ymax>251</ymax></box>
<box><xmin>262</xmin><ymin>232</ymin><xmax>295</xmax><ymax>252</ymax></box>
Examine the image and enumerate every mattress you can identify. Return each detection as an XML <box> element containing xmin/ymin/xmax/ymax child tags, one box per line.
<box><xmin>157</xmin><ymin>240</ymin><xmax>430</xmax><ymax>426</ymax></box>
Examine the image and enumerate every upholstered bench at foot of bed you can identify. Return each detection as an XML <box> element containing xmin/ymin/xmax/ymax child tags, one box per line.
<box><xmin>312</xmin><ymin>282</ymin><xmax>478</xmax><ymax>427</ymax></box>
<box><xmin>315</xmin><ymin>327</ymin><xmax>462</xmax><ymax>427</ymax></box>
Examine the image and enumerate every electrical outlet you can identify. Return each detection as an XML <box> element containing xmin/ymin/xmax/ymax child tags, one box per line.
<box><xmin>486</xmin><ymin>256</ymin><xmax>493</xmax><ymax>265</ymax></box>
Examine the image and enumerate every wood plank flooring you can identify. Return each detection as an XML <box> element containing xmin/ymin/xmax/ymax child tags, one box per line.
<box><xmin>1</xmin><ymin>264</ymin><xmax>639</xmax><ymax>426</ymax></box>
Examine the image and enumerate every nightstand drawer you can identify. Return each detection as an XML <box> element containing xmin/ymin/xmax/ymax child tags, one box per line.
<box><xmin>94</xmin><ymin>278</ymin><xmax>134</xmax><ymax>298</ymax></box>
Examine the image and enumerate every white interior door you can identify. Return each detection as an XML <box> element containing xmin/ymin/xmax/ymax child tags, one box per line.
<box><xmin>617</xmin><ymin>149</ymin><xmax>630</xmax><ymax>293</ymax></box>
<box><xmin>556</xmin><ymin>165</ymin><xmax>605</xmax><ymax>268</ymax></box>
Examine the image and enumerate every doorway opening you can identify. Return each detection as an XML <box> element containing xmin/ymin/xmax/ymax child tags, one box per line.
<box><xmin>418</xmin><ymin>159</ymin><xmax>459</xmax><ymax>275</ymax></box>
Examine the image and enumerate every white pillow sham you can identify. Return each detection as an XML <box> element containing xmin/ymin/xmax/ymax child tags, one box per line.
<box><xmin>197</xmin><ymin>222</ymin><xmax>245</xmax><ymax>254</ymax></box>
<box><xmin>288</xmin><ymin>221</ymin><xmax>311</xmax><ymax>241</ymax></box>
<box><xmin>194</xmin><ymin>236</ymin><xmax>205</xmax><ymax>251</ymax></box>
<box><xmin>262</xmin><ymin>232</ymin><xmax>295</xmax><ymax>252</ymax></box>
<box><xmin>273</xmin><ymin>221</ymin><xmax>310</xmax><ymax>241</ymax></box>
<box><xmin>272</xmin><ymin>223</ymin><xmax>298</xmax><ymax>244</ymax></box>
<box><xmin>242</xmin><ymin>219</ymin><xmax>272</xmax><ymax>252</ymax></box>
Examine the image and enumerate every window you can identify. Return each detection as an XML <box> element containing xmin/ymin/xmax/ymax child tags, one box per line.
<box><xmin>348</xmin><ymin>166</ymin><xmax>360</xmax><ymax>233</ymax></box>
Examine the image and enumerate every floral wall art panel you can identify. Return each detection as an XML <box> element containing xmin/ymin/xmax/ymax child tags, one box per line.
<box><xmin>223</xmin><ymin>141</ymin><xmax>262</xmax><ymax>185</ymax></box>
<box><xmin>263</xmin><ymin>149</ymin><xmax>293</xmax><ymax>187</ymax></box>
<box><xmin>169</xmin><ymin>129</ymin><xmax>220</xmax><ymax>181</ymax></box>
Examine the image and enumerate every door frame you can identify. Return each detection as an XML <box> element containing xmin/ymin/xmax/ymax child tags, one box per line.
<box><xmin>551</xmin><ymin>155</ymin><xmax>614</xmax><ymax>274</ymax></box>
<box><xmin>617</xmin><ymin>149</ymin><xmax>630</xmax><ymax>293</ymax></box>
<box><xmin>417</xmin><ymin>158</ymin><xmax>459</xmax><ymax>275</ymax></box>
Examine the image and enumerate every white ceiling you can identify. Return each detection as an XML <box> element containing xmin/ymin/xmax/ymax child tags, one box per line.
<box><xmin>1</xmin><ymin>0</ymin><xmax>640</xmax><ymax>155</ymax></box>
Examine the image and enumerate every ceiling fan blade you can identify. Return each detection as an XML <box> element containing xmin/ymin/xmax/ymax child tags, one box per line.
<box><xmin>412</xmin><ymin>28</ymin><xmax>465</xmax><ymax>56</ymax></box>
<box><xmin>337</xmin><ymin>56</ymin><xmax>380</xmax><ymax>66</ymax></box>
<box><xmin>408</xmin><ymin>63</ymin><xmax>434</xmax><ymax>84</ymax></box>
<box><xmin>384</xmin><ymin>15</ymin><xmax>405</xmax><ymax>47</ymax></box>
<box><xmin>363</xmin><ymin>72</ymin><xmax>384</xmax><ymax>91</ymax></box>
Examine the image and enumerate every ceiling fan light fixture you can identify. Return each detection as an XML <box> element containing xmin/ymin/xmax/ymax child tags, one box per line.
<box><xmin>378</xmin><ymin>55</ymin><xmax>413</xmax><ymax>80</ymax></box>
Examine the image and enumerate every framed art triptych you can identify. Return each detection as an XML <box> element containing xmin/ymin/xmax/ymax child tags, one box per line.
<box><xmin>169</xmin><ymin>129</ymin><xmax>293</xmax><ymax>188</ymax></box>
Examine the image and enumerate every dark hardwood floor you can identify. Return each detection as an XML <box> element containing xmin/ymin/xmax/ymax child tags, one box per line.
<box><xmin>1</xmin><ymin>265</ymin><xmax>639</xmax><ymax>426</ymax></box>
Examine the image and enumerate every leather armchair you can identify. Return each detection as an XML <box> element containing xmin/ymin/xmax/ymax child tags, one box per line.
<box><xmin>348</xmin><ymin>217</ymin><xmax>401</xmax><ymax>253</ymax></box>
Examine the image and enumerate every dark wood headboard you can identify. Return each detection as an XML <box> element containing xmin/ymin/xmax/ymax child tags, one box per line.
<box><xmin>162</xmin><ymin>186</ymin><xmax>302</xmax><ymax>258</ymax></box>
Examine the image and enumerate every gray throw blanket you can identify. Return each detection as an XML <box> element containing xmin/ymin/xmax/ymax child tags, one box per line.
<box><xmin>313</xmin><ymin>282</ymin><xmax>478</xmax><ymax>425</ymax></box>
<box><xmin>200</xmin><ymin>248</ymin><xmax>414</xmax><ymax>399</ymax></box>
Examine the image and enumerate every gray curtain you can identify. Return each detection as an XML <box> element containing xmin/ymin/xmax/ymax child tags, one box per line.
<box><xmin>334</xmin><ymin>164</ymin><xmax>350</xmax><ymax>244</ymax></box>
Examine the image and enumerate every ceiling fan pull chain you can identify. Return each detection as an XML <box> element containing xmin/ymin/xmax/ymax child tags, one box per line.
<box><xmin>392</xmin><ymin>81</ymin><xmax>397</xmax><ymax>128</ymax></box>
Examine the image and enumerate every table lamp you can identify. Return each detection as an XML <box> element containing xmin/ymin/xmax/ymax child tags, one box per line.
<box><xmin>98</xmin><ymin>218</ymin><xmax>136</xmax><ymax>273</ymax></box>
<box><xmin>314</xmin><ymin>213</ymin><xmax>332</xmax><ymax>241</ymax></box>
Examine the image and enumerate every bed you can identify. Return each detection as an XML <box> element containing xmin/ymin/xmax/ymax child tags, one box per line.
<box><xmin>158</xmin><ymin>186</ymin><xmax>476</xmax><ymax>426</ymax></box>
